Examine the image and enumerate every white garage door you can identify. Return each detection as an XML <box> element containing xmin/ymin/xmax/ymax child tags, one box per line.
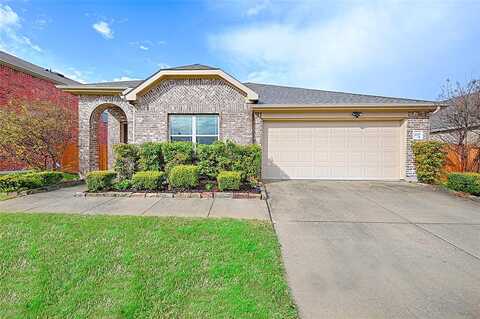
<box><xmin>263</xmin><ymin>121</ymin><xmax>402</xmax><ymax>180</ymax></box>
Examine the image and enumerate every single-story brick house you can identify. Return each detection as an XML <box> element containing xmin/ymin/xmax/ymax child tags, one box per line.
<box><xmin>58</xmin><ymin>64</ymin><xmax>439</xmax><ymax>180</ymax></box>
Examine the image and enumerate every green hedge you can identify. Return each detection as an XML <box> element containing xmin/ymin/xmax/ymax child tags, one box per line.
<box><xmin>114</xmin><ymin>144</ymin><xmax>139</xmax><ymax>180</ymax></box>
<box><xmin>447</xmin><ymin>173</ymin><xmax>480</xmax><ymax>196</ymax></box>
<box><xmin>139</xmin><ymin>142</ymin><xmax>164</xmax><ymax>171</ymax></box>
<box><xmin>168</xmin><ymin>165</ymin><xmax>199</xmax><ymax>189</ymax></box>
<box><xmin>162</xmin><ymin>142</ymin><xmax>194</xmax><ymax>173</ymax></box>
<box><xmin>132</xmin><ymin>171</ymin><xmax>165</xmax><ymax>190</ymax></box>
<box><xmin>412</xmin><ymin>141</ymin><xmax>446</xmax><ymax>184</ymax></box>
<box><xmin>217</xmin><ymin>171</ymin><xmax>241</xmax><ymax>191</ymax></box>
<box><xmin>86</xmin><ymin>171</ymin><xmax>117</xmax><ymax>192</ymax></box>
<box><xmin>0</xmin><ymin>171</ymin><xmax>64</xmax><ymax>192</ymax></box>
<box><xmin>196</xmin><ymin>141</ymin><xmax>261</xmax><ymax>186</ymax></box>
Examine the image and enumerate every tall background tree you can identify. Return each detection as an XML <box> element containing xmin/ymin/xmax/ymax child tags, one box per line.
<box><xmin>0</xmin><ymin>99</ymin><xmax>76</xmax><ymax>170</ymax></box>
<box><xmin>436</xmin><ymin>79</ymin><xmax>480</xmax><ymax>172</ymax></box>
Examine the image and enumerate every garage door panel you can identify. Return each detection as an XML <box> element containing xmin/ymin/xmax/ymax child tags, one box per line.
<box><xmin>263</xmin><ymin>121</ymin><xmax>401</xmax><ymax>180</ymax></box>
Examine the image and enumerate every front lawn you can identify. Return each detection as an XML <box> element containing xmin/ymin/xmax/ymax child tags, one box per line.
<box><xmin>0</xmin><ymin>214</ymin><xmax>297</xmax><ymax>318</ymax></box>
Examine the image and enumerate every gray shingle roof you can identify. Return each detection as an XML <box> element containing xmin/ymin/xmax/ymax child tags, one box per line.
<box><xmin>0</xmin><ymin>50</ymin><xmax>79</xmax><ymax>85</ymax></box>
<box><xmin>62</xmin><ymin>65</ymin><xmax>434</xmax><ymax>106</ymax></box>
<box><xmin>77</xmin><ymin>80</ymin><xmax>143</xmax><ymax>88</ymax></box>
<box><xmin>163</xmin><ymin>64</ymin><xmax>218</xmax><ymax>71</ymax></box>
<box><xmin>244</xmin><ymin>82</ymin><xmax>433</xmax><ymax>105</ymax></box>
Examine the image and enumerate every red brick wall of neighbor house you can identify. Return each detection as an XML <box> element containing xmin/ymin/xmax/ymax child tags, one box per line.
<box><xmin>0</xmin><ymin>64</ymin><xmax>82</xmax><ymax>172</ymax></box>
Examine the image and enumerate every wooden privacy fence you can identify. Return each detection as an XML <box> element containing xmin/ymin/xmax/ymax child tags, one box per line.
<box><xmin>444</xmin><ymin>145</ymin><xmax>480</xmax><ymax>173</ymax></box>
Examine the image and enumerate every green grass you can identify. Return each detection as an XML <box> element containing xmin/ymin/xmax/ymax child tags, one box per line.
<box><xmin>0</xmin><ymin>214</ymin><xmax>297</xmax><ymax>319</ymax></box>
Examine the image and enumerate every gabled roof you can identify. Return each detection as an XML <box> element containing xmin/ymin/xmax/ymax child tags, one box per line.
<box><xmin>0</xmin><ymin>50</ymin><xmax>79</xmax><ymax>85</ymax></box>
<box><xmin>57</xmin><ymin>64</ymin><xmax>437</xmax><ymax>110</ymax></box>
<box><xmin>244</xmin><ymin>82</ymin><xmax>433</xmax><ymax>105</ymax></box>
<box><xmin>430</xmin><ymin>95</ymin><xmax>480</xmax><ymax>132</ymax></box>
<box><xmin>123</xmin><ymin>66</ymin><xmax>259</xmax><ymax>102</ymax></box>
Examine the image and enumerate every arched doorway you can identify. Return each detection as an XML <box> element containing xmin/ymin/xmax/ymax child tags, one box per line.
<box><xmin>89</xmin><ymin>104</ymin><xmax>128</xmax><ymax>171</ymax></box>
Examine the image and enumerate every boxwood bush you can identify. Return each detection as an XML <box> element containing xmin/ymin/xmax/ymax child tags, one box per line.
<box><xmin>168</xmin><ymin>165</ymin><xmax>199</xmax><ymax>189</ymax></box>
<box><xmin>114</xmin><ymin>144</ymin><xmax>139</xmax><ymax>180</ymax></box>
<box><xmin>86</xmin><ymin>171</ymin><xmax>117</xmax><ymax>192</ymax></box>
<box><xmin>217</xmin><ymin>171</ymin><xmax>241</xmax><ymax>191</ymax></box>
<box><xmin>196</xmin><ymin>141</ymin><xmax>261</xmax><ymax>186</ymax></box>
<box><xmin>412</xmin><ymin>141</ymin><xmax>446</xmax><ymax>184</ymax></box>
<box><xmin>162</xmin><ymin>142</ymin><xmax>194</xmax><ymax>173</ymax></box>
<box><xmin>447</xmin><ymin>173</ymin><xmax>480</xmax><ymax>195</ymax></box>
<box><xmin>132</xmin><ymin>171</ymin><xmax>165</xmax><ymax>190</ymax></box>
<box><xmin>138</xmin><ymin>142</ymin><xmax>164</xmax><ymax>171</ymax></box>
<box><xmin>0</xmin><ymin>171</ymin><xmax>64</xmax><ymax>192</ymax></box>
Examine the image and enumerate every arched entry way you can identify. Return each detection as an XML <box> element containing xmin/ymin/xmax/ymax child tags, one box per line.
<box><xmin>89</xmin><ymin>104</ymin><xmax>128</xmax><ymax>171</ymax></box>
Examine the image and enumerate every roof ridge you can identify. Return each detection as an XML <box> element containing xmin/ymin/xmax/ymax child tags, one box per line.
<box><xmin>244</xmin><ymin>81</ymin><xmax>434</xmax><ymax>103</ymax></box>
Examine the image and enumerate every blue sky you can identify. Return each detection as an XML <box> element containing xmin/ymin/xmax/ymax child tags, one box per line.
<box><xmin>1</xmin><ymin>0</ymin><xmax>479</xmax><ymax>100</ymax></box>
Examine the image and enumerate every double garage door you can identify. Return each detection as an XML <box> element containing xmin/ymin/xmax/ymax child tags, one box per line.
<box><xmin>263</xmin><ymin>121</ymin><xmax>402</xmax><ymax>180</ymax></box>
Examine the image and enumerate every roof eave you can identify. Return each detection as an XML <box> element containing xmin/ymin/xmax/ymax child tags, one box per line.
<box><xmin>1</xmin><ymin>61</ymin><xmax>77</xmax><ymax>85</ymax></box>
<box><xmin>56</xmin><ymin>85</ymin><xmax>127</xmax><ymax>95</ymax></box>
<box><xmin>252</xmin><ymin>103</ymin><xmax>438</xmax><ymax>112</ymax></box>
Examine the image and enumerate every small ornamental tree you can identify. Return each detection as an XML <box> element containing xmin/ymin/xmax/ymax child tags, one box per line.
<box><xmin>0</xmin><ymin>99</ymin><xmax>76</xmax><ymax>170</ymax></box>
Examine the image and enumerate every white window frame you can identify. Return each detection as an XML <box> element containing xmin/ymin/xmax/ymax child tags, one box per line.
<box><xmin>169</xmin><ymin>114</ymin><xmax>219</xmax><ymax>144</ymax></box>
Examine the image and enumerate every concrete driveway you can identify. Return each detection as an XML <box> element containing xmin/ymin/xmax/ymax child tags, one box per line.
<box><xmin>266</xmin><ymin>180</ymin><xmax>480</xmax><ymax>319</ymax></box>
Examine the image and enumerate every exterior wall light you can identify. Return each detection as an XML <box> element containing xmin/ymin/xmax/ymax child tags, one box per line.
<box><xmin>352</xmin><ymin>111</ymin><xmax>362</xmax><ymax>118</ymax></box>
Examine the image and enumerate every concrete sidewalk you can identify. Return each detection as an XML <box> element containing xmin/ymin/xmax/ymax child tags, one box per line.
<box><xmin>0</xmin><ymin>185</ymin><xmax>269</xmax><ymax>220</ymax></box>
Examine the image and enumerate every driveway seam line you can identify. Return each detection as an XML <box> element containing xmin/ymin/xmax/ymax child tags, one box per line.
<box><xmin>285</xmin><ymin>220</ymin><xmax>480</xmax><ymax>225</ymax></box>
<box><xmin>80</xmin><ymin>197</ymin><xmax>117</xmax><ymax>215</ymax></box>
<box><xmin>207</xmin><ymin>198</ymin><xmax>215</xmax><ymax>218</ymax></box>
<box><xmin>358</xmin><ymin>190</ymin><xmax>480</xmax><ymax>262</ymax></box>
<box><xmin>141</xmin><ymin>198</ymin><xmax>162</xmax><ymax>216</ymax></box>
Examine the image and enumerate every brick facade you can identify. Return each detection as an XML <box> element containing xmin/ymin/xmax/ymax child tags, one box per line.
<box><xmin>0</xmin><ymin>64</ymin><xmax>79</xmax><ymax>172</ymax></box>
<box><xmin>78</xmin><ymin>95</ymin><xmax>134</xmax><ymax>174</ymax></box>
<box><xmin>78</xmin><ymin>78</ymin><xmax>252</xmax><ymax>175</ymax></box>
<box><xmin>77</xmin><ymin>77</ymin><xmax>432</xmax><ymax>180</ymax></box>
<box><xmin>406</xmin><ymin>112</ymin><xmax>430</xmax><ymax>180</ymax></box>
<box><xmin>134</xmin><ymin>78</ymin><xmax>251</xmax><ymax>144</ymax></box>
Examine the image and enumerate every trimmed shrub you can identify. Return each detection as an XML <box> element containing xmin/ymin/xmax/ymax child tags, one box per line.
<box><xmin>447</xmin><ymin>173</ymin><xmax>480</xmax><ymax>195</ymax></box>
<box><xmin>113</xmin><ymin>179</ymin><xmax>133</xmax><ymax>191</ymax></box>
<box><xmin>196</xmin><ymin>141</ymin><xmax>261</xmax><ymax>186</ymax></box>
<box><xmin>217</xmin><ymin>171</ymin><xmax>241</xmax><ymax>191</ymax></box>
<box><xmin>86</xmin><ymin>171</ymin><xmax>117</xmax><ymax>192</ymax></box>
<box><xmin>168</xmin><ymin>165</ymin><xmax>199</xmax><ymax>189</ymax></box>
<box><xmin>412</xmin><ymin>141</ymin><xmax>446</xmax><ymax>184</ymax></box>
<box><xmin>162</xmin><ymin>142</ymin><xmax>194</xmax><ymax>173</ymax></box>
<box><xmin>139</xmin><ymin>142</ymin><xmax>164</xmax><ymax>171</ymax></box>
<box><xmin>114</xmin><ymin>144</ymin><xmax>139</xmax><ymax>180</ymax></box>
<box><xmin>35</xmin><ymin>171</ymin><xmax>63</xmax><ymax>185</ymax></box>
<box><xmin>132</xmin><ymin>171</ymin><xmax>165</xmax><ymax>190</ymax></box>
<box><xmin>0</xmin><ymin>171</ymin><xmax>63</xmax><ymax>192</ymax></box>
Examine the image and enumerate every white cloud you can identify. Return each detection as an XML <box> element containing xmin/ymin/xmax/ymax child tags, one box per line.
<box><xmin>246</xmin><ymin>0</ymin><xmax>270</xmax><ymax>17</ymax></box>
<box><xmin>157</xmin><ymin>63</ymin><xmax>170</xmax><ymax>69</ymax></box>
<box><xmin>210</xmin><ymin>2</ymin><xmax>470</xmax><ymax>92</ymax></box>
<box><xmin>112</xmin><ymin>76</ymin><xmax>140</xmax><ymax>81</ymax></box>
<box><xmin>0</xmin><ymin>4</ymin><xmax>18</xmax><ymax>28</ymax></box>
<box><xmin>0</xmin><ymin>4</ymin><xmax>43</xmax><ymax>54</ymax></box>
<box><xmin>139</xmin><ymin>45</ymin><xmax>149</xmax><ymax>50</ymax></box>
<box><xmin>93</xmin><ymin>21</ymin><xmax>113</xmax><ymax>39</ymax></box>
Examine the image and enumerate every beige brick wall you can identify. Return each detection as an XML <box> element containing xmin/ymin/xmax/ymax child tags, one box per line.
<box><xmin>134</xmin><ymin>78</ymin><xmax>251</xmax><ymax>144</ymax></box>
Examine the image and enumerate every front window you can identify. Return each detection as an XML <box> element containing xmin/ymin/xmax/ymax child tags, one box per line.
<box><xmin>169</xmin><ymin>115</ymin><xmax>219</xmax><ymax>144</ymax></box>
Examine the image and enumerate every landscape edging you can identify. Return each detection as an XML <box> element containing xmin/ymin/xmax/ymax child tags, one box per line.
<box><xmin>76</xmin><ymin>184</ymin><xmax>267</xmax><ymax>200</ymax></box>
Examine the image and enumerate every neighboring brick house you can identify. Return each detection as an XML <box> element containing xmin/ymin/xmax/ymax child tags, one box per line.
<box><xmin>58</xmin><ymin>64</ymin><xmax>440</xmax><ymax>181</ymax></box>
<box><xmin>0</xmin><ymin>51</ymin><xmax>88</xmax><ymax>172</ymax></box>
